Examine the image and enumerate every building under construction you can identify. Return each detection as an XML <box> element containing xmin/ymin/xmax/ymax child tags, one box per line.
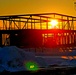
<box><xmin>0</xmin><ymin>13</ymin><xmax>76</xmax><ymax>49</ymax></box>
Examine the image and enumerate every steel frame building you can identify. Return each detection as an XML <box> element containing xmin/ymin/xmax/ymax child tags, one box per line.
<box><xmin>0</xmin><ymin>13</ymin><xmax>76</xmax><ymax>48</ymax></box>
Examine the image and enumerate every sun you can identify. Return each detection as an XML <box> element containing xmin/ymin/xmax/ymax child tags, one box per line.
<box><xmin>50</xmin><ymin>19</ymin><xmax>58</xmax><ymax>28</ymax></box>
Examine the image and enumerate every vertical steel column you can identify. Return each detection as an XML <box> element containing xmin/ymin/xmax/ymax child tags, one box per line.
<box><xmin>34</xmin><ymin>20</ymin><xmax>35</xmax><ymax>29</ymax></box>
<box><xmin>69</xmin><ymin>33</ymin><xmax>71</xmax><ymax>44</ymax></box>
<box><xmin>61</xmin><ymin>16</ymin><xmax>63</xmax><ymax>29</ymax></box>
<box><xmin>61</xmin><ymin>33</ymin><xmax>63</xmax><ymax>45</ymax></box>
<box><xmin>30</xmin><ymin>15</ymin><xmax>32</xmax><ymax>29</ymax></box>
<box><xmin>71</xmin><ymin>18</ymin><xmax>74</xmax><ymax>30</ymax></box>
<box><xmin>65</xmin><ymin>33</ymin><xmax>67</xmax><ymax>44</ymax></box>
<box><xmin>67</xmin><ymin>33</ymin><xmax>69</xmax><ymax>44</ymax></box>
<box><xmin>2</xmin><ymin>20</ymin><xmax>5</xmax><ymax>30</ymax></box>
<box><xmin>70</xmin><ymin>33</ymin><xmax>72</xmax><ymax>44</ymax></box>
<box><xmin>27</xmin><ymin>20</ymin><xmax>28</xmax><ymax>29</ymax></box>
<box><xmin>46</xmin><ymin>18</ymin><xmax>48</xmax><ymax>29</ymax></box>
<box><xmin>63</xmin><ymin>33</ymin><xmax>65</xmax><ymax>45</ymax></box>
<box><xmin>3</xmin><ymin>20</ymin><xmax>8</xmax><ymax>30</ymax></box>
<box><xmin>9</xmin><ymin>19</ymin><xmax>12</xmax><ymax>30</ymax></box>
<box><xmin>14</xmin><ymin>18</ymin><xmax>15</xmax><ymax>30</ymax></box>
<box><xmin>40</xmin><ymin>17</ymin><xmax>42</xmax><ymax>29</ymax></box>
<box><xmin>72</xmin><ymin>32</ymin><xmax>74</xmax><ymax>43</ymax></box>
<box><xmin>18</xmin><ymin>18</ymin><xmax>21</xmax><ymax>29</ymax></box>
<box><xmin>65</xmin><ymin>33</ymin><xmax>66</xmax><ymax>44</ymax></box>
<box><xmin>67</xmin><ymin>17</ymin><xmax>69</xmax><ymax>30</ymax></box>
<box><xmin>59</xmin><ymin>33</ymin><xmax>61</xmax><ymax>45</ymax></box>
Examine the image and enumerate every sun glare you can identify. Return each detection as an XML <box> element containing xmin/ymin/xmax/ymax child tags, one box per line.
<box><xmin>50</xmin><ymin>19</ymin><xmax>58</xmax><ymax>28</ymax></box>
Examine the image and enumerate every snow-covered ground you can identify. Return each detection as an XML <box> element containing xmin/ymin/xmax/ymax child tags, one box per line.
<box><xmin>0</xmin><ymin>46</ymin><xmax>76</xmax><ymax>72</ymax></box>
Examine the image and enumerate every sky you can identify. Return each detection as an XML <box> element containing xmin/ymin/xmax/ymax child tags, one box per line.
<box><xmin>0</xmin><ymin>0</ymin><xmax>76</xmax><ymax>16</ymax></box>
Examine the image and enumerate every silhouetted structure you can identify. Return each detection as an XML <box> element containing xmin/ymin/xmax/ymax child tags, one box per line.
<box><xmin>0</xmin><ymin>13</ymin><xmax>76</xmax><ymax>48</ymax></box>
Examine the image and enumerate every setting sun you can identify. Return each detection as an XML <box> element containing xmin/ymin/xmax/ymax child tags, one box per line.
<box><xmin>50</xmin><ymin>19</ymin><xmax>58</xmax><ymax>28</ymax></box>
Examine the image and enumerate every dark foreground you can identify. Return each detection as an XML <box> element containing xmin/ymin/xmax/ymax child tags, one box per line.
<box><xmin>0</xmin><ymin>67</ymin><xmax>76</xmax><ymax>75</ymax></box>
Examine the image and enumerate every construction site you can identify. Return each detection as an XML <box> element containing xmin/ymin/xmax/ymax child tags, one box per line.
<box><xmin>0</xmin><ymin>13</ymin><xmax>76</xmax><ymax>50</ymax></box>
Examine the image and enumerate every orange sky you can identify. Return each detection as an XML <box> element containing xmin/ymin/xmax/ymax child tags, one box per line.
<box><xmin>0</xmin><ymin>0</ymin><xmax>76</xmax><ymax>16</ymax></box>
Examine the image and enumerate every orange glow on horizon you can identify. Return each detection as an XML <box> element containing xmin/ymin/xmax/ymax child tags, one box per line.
<box><xmin>61</xmin><ymin>56</ymin><xmax>68</xmax><ymax>59</ymax></box>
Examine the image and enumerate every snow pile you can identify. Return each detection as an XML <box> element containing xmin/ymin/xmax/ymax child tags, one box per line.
<box><xmin>0</xmin><ymin>46</ymin><xmax>36</xmax><ymax>72</ymax></box>
<box><xmin>0</xmin><ymin>46</ymin><xmax>76</xmax><ymax>72</ymax></box>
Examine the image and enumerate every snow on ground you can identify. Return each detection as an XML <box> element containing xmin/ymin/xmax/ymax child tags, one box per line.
<box><xmin>0</xmin><ymin>46</ymin><xmax>36</xmax><ymax>72</ymax></box>
<box><xmin>0</xmin><ymin>46</ymin><xmax>76</xmax><ymax>72</ymax></box>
